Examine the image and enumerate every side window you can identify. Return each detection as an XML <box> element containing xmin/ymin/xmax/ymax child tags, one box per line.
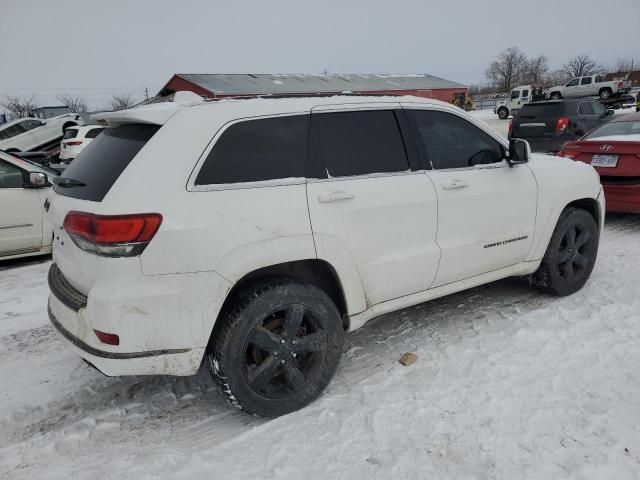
<box><xmin>521</xmin><ymin>89</ymin><xmax>529</xmax><ymax>98</ymax></box>
<box><xmin>195</xmin><ymin>115</ymin><xmax>309</xmax><ymax>185</ymax></box>
<box><xmin>578</xmin><ymin>102</ymin><xmax>594</xmax><ymax>115</ymax></box>
<box><xmin>581</xmin><ymin>77</ymin><xmax>592</xmax><ymax>85</ymax></box>
<box><xmin>407</xmin><ymin>110</ymin><xmax>504</xmax><ymax>169</ymax></box>
<box><xmin>84</xmin><ymin>128</ymin><xmax>104</xmax><ymax>139</ymax></box>
<box><xmin>0</xmin><ymin>161</ymin><xmax>24</xmax><ymax>189</ymax></box>
<box><xmin>566</xmin><ymin>78</ymin><xmax>579</xmax><ymax>87</ymax></box>
<box><xmin>316</xmin><ymin>110</ymin><xmax>409</xmax><ymax>177</ymax></box>
<box><xmin>0</xmin><ymin>123</ymin><xmax>27</xmax><ymax>140</ymax></box>
<box><xmin>21</xmin><ymin>120</ymin><xmax>43</xmax><ymax>131</ymax></box>
<box><xmin>510</xmin><ymin>90</ymin><xmax>520</xmax><ymax>99</ymax></box>
<box><xmin>591</xmin><ymin>102</ymin><xmax>606</xmax><ymax>116</ymax></box>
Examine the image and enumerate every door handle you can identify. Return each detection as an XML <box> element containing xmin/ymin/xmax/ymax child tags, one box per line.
<box><xmin>318</xmin><ymin>191</ymin><xmax>355</xmax><ymax>203</ymax></box>
<box><xmin>440</xmin><ymin>180</ymin><xmax>468</xmax><ymax>190</ymax></box>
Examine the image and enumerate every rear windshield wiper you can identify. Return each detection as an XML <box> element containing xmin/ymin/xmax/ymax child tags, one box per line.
<box><xmin>53</xmin><ymin>177</ymin><xmax>86</xmax><ymax>188</ymax></box>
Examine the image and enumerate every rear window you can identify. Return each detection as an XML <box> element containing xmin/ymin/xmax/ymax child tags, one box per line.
<box><xmin>519</xmin><ymin>102</ymin><xmax>566</xmax><ymax>117</ymax></box>
<box><xmin>585</xmin><ymin>121</ymin><xmax>640</xmax><ymax>139</ymax></box>
<box><xmin>54</xmin><ymin>124</ymin><xmax>159</xmax><ymax>201</ymax></box>
<box><xmin>63</xmin><ymin>128</ymin><xmax>78</xmax><ymax>139</ymax></box>
<box><xmin>84</xmin><ymin>127</ymin><xmax>104</xmax><ymax>139</ymax></box>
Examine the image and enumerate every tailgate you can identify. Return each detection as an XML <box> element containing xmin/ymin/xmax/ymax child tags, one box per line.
<box><xmin>45</xmin><ymin>192</ymin><xmax>98</xmax><ymax>295</ymax></box>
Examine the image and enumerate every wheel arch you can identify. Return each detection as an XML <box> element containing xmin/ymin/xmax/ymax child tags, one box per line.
<box><xmin>566</xmin><ymin>197</ymin><xmax>601</xmax><ymax>230</ymax></box>
<box><xmin>215</xmin><ymin>259</ymin><xmax>351</xmax><ymax>336</ymax></box>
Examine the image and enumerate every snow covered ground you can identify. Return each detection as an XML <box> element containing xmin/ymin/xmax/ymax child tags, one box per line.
<box><xmin>2</xmin><ymin>213</ymin><xmax>640</xmax><ymax>479</ymax></box>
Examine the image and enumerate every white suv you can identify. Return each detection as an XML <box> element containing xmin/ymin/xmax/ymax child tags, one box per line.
<box><xmin>46</xmin><ymin>95</ymin><xmax>604</xmax><ymax>417</ymax></box>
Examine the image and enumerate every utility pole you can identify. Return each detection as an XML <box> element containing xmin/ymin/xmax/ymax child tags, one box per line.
<box><xmin>144</xmin><ymin>87</ymin><xmax>149</xmax><ymax>100</ymax></box>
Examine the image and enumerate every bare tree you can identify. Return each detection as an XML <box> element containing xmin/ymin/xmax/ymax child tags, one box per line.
<box><xmin>485</xmin><ymin>47</ymin><xmax>528</xmax><ymax>92</ymax></box>
<box><xmin>0</xmin><ymin>95</ymin><xmax>39</xmax><ymax>118</ymax></box>
<box><xmin>522</xmin><ymin>55</ymin><xmax>549</xmax><ymax>85</ymax></box>
<box><xmin>612</xmin><ymin>58</ymin><xmax>637</xmax><ymax>73</ymax></box>
<box><xmin>545</xmin><ymin>69</ymin><xmax>571</xmax><ymax>86</ymax></box>
<box><xmin>109</xmin><ymin>94</ymin><xmax>136</xmax><ymax>111</ymax></box>
<box><xmin>561</xmin><ymin>55</ymin><xmax>603</xmax><ymax>79</ymax></box>
<box><xmin>56</xmin><ymin>94</ymin><xmax>88</xmax><ymax>113</ymax></box>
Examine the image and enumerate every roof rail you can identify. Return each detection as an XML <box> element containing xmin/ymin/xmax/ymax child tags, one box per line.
<box><xmin>203</xmin><ymin>91</ymin><xmax>403</xmax><ymax>102</ymax></box>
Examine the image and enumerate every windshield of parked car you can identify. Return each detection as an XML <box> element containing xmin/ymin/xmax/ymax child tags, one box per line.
<box><xmin>584</xmin><ymin>120</ymin><xmax>640</xmax><ymax>139</ymax></box>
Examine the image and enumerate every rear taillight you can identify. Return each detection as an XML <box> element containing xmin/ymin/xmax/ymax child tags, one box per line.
<box><xmin>508</xmin><ymin>120</ymin><xmax>513</xmax><ymax>137</ymax></box>
<box><xmin>63</xmin><ymin>212</ymin><xmax>162</xmax><ymax>257</ymax></box>
<box><xmin>65</xmin><ymin>140</ymin><xmax>83</xmax><ymax>146</ymax></box>
<box><xmin>618</xmin><ymin>81</ymin><xmax>624</xmax><ymax>88</ymax></box>
<box><xmin>94</xmin><ymin>329</ymin><xmax>120</xmax><ymax>345</ymax></box>
<box><xmin>556</xmin><ymin>117</ymin><xmax>570</xmax><ymax>133</ymax></box>
<box><xmin>558</xmin><ymin>149</ymin><xmax>580</xmax><ymax>159</ymax></box>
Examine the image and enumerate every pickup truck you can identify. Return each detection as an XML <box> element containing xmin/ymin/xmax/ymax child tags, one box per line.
<box><xmin>548</xmin><ymin>75</ymin><xmax>630</xmax><ymax>100</ymax></box>
<box><xmin>0</xmin><ymin>114</ymin><xmax>83</xmax><ymax>153</ymax></box>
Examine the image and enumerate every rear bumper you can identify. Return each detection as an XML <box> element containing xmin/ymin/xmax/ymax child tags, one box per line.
<box><xmin>47</xmin><ymin>262</ymin><xmax>231</xmax><ymax>376</ymax></box>
<box><xmin>48</xmin><ymin>297</ymin><xmax>205</xmax><ymax>375</ymax></box>
<box><xmin>602</xmin><ymin>183</ymin><xmax>640</xmax><ymax>213</ymax></box>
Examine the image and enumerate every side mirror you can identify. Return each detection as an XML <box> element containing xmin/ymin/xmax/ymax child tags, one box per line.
<box><xmin>507</xmin><ymin>138</ymin><xmax>530</xmax><ymax>166</ymax></box>
<box><xmin>26</xmin><ymin>172</ymin><xmax>48</xmax><ymax>188</ymax></box>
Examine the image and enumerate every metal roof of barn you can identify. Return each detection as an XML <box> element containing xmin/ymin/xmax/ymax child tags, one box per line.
<box><xmin>169</xmin><ymin>73</ymin><xmax>466</xmax><ymax>96</ymax></box>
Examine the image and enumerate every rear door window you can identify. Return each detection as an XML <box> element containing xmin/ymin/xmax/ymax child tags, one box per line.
<box><xmin>407</xmin><ymin>110</ymin><xmax>503</xmax><ymax>169</ymax></box>
<box><xmin>54</xmin><ymin>124</ymin><xmax>159</xmax><ymax>201</ymax></box>
<box><xmin>315</xmin><ymin>110</ymin><xmax>408</xmax><ymax>177</ymax></box>
<box><xmin>581</xmin><ymin>77</ymin><xmax>592</xmax><ymax>85</ymax></box>
<box><xmin>84</xmin><ymin>128</ymin><xmax>104</xmax><ymax>139</ymax></box>
<box><xmin>195</xmin><ymin>115</ymin><xmax>309</xmax><ymax>185</ymax></box>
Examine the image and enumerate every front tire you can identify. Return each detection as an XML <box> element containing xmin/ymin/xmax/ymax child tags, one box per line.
<box><xmin>209</xmin><ymin>279</ymin><xmax>344</xmax><ymax>417</ymax></box>
<box><xmin>497</xmin><ymin>107</ymin><xmax>509</xmax><ymax>120</ymax></box>
<box><xmin>532</xmin><ymin>208</ymin><xmax>599</xmax><ymax>296</ymax></box>
<box><xmin>550</xmin><ymin>92</ymin><xmax>562</xmax><ymax>100</ymax></box>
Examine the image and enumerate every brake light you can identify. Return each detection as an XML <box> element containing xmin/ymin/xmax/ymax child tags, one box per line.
<box><xmin>94</xmin><ymin>329</ymin><xmax>120</xmax><ymax>345</ymax></box>
<box><xmin>508</xmin><ymin>120</ymin><xmax>513</xmax><ymax>137</ymax></box>
<box><xmin>63</xmin><ymin>212</ymin><xmax>162</xmax><ymax>257</ymax></box>
<box><xmin>556</xmin><ymin>117</ymin><xmax>570</xmax><ymax>133</ymax></box>
<box><xmin>65</xmin><ymin>140</ymin><xmax>83</xmax><ymax>146</ymax></box>
<box><xmin>558</xmin><ymin>149</ymin><xmax>580</xmax><ymax>159</ymax></box>
<box><xmin>618</xmin><ymin>81</ymin><xmax>624</xmax><ymax>88</ymax></box>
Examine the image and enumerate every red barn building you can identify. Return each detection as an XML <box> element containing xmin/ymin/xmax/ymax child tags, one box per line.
<box><xmin>158</xmin><ymin>73</ymin><xmax>467</xmax><ymax>102</ymax></box>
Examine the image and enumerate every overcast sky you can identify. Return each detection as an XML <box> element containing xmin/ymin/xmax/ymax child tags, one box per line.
<box><xmin>1</xmin><ymin>0</ymin><xmax>639</xmax><ymax>109</ymax></box>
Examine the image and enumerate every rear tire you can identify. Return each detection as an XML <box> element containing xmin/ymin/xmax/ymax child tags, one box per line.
<box><xmin>497</xmin><ymin>107</ymin><xmax>509</xmax><ymax>120</ymax></box>
<box><xmin>599</xmin><ymin>88</ymin><xmax>612</xmax><ymax>100</ymax></box>
<box><xmin>550</xmin><ymin>92</ymin><xmax>562</xmax><ymax>100</ymax></box>
<box><xmin>532</xmin><ymin>208</ymin><xmax>599</xmax><ymax>296</ymax></box>
<box><xmin>208</xmin><ymin>278</ymin><xmax>344</xmax><ymax>417</ymax></box>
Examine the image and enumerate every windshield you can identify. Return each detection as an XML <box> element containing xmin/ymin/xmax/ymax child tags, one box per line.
<box><xmin>585</xmin><ymin>120</ymin><xmax>640</xmax><ymax>139</ymax></box>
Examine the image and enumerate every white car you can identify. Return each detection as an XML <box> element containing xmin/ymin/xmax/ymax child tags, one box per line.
<box><xmin>0</xmin><ymin>150</ymin><xmax>56</xmax><ymax>260</ymax></box>
<box><xmin>0</xmin><ymin>114</ymin><xmax>82</xmax><ymax>153</ymax></box>
<box><xmin>45</xmin><ymin>94</ymin><xmax>604</xmax><ymax>417</ymax></box>
<box><xmin>59</xmin><ymin>125</ymin><xmax>105</xmax><ymax>161</ymax></box>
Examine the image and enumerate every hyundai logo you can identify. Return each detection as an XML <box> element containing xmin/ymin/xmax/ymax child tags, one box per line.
<box><xmin>600</xmin><ymin>144</ymin><xmax>614</xmax><ymax>152</ymax></box>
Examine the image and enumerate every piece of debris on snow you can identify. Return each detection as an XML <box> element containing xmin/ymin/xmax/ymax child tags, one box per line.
<box><xmin>399</xmin><ymin>352</ymin><xmax>418</xmax><ymax>366</ymax></box>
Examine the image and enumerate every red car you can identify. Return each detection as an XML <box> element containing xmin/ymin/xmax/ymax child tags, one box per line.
<box><xmin>558</xmin><ymin>112</ymin><xmax>640</xmax><ymax>213</ymax></box>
